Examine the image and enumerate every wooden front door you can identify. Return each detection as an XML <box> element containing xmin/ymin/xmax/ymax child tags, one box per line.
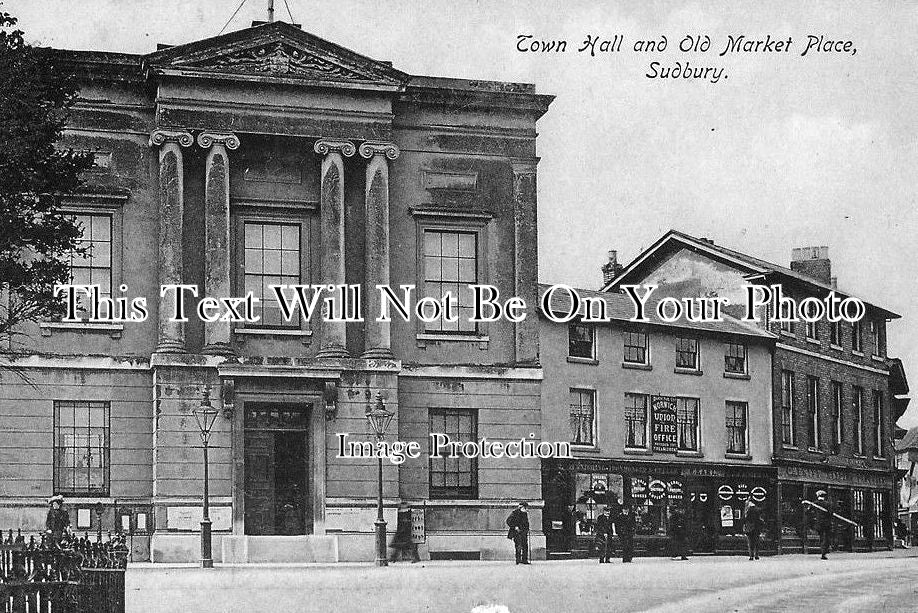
<box><xmin>243</xmin><ymin>404</ymin><xmax>311</xmax><ymax>536</ymax></box>
<box><xmin>244</xmin><ymin>430</ymin><xmax>275</xmax><ymax>535</ymax></box>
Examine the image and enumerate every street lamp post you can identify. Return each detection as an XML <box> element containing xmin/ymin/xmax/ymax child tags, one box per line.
<box><xmin>365</xmin><ymin>392</ymin><xmax>394</xmax><ymax>567</ymax></box>
<box><xmin>193</xmin><ymin>388</ymin><xmax>220</xmax><ymax>569</ymax></box>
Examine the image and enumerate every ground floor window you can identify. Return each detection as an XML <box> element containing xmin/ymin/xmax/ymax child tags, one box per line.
<box><xmin>630</xmin><ymin>478</ymin><xmax>683</xmax><ymax>536</ymax></box>
<box><xmin>853</xmin><ymin>489</ymin><xmax>866</xmax><ymax>540</ymax></box>
<box><xmin>429</xmin><ymin>408</ymin><xmax>478</xmax><ymax>499</ymax></box>
<box><xmin>571</xmin><ymin>472</ymin><xmax>624</xmax><ymax>536</ymax></box>
<box><xmin>873</xmin><ymin>491</ymin><xmax>887</xmax><ymax>540</ymax></box>
<box><xmin>541</xmin><ymin>461</ymin><xmax>776</xmax><ymax>555</ymax></box>
<box><xmin>54</xmin><ymin>400</ymin><xmax>110</xmax><ymax>496</ymax></box>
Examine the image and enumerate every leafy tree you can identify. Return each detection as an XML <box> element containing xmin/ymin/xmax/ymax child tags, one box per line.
<box><xmin>0</xmin><ymin>9</ymin><xmax>93</xmax><ymax>349</ymax></box>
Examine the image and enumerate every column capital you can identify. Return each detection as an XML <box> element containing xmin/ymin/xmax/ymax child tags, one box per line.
<box><xmin>149</xmin><ymin>129</ymin><xmax>194</xmax><ymax>148</ymax></box>
<box><xmin>358</xmin><ymin>141</ymin><xmax>400</xmax><ymax>160</ymax></box>
<box><xmin>510</xmin><ymin>157</ymin><xmax>540</xmax><ymax>175</ymax></box>
<box><xmin>197</xmin><ymin>131</ymin><xmax>241</xmax><ymax>150</ymax></box>
<box><xmin>314</xmin><ymin>139</ymin><xmax>356</xmax><ymax>157</ymax></box>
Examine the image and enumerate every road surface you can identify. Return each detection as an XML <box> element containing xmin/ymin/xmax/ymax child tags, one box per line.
<box><xmin>126</xmin><ymin>550</ymin><xmax>918</xmax><ymax>612</ymax></box>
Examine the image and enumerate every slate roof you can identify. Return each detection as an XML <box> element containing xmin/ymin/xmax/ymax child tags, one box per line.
<box><xmin>603</xmin><ymin>229</ymin><xmax>899</xmax><ymax>319</ymax></box>
<box><xmin>896</xmin><ymin>426</ymin><xmax>918</xmax><ymax>452</ymax></box>
<box><xmin>539</xmin><ymin>283</ymin><xmax>775</xmax><ymax>341</ymax></box>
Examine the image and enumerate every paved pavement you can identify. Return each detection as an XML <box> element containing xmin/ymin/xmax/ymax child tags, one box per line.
<box><xmin>126</xmin><ymin>549</ymin><xmax>918</xmax><ymax>613</ymax></box>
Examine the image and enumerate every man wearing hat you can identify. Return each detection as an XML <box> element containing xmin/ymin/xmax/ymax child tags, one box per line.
<box><xmin>807</xmin><ymin>490</ymin><xmax>835</xmax><ymax>560</ymax></box>
<box><xmin>615</xmin><ymin>504</ymin><xmax>636</xmax><ymax>563</ymax></box>
<box><xmin>506</xmin><ymin>501</ymin><xmax>531</xmax><ymax>564</ymax></box>
<box><xmin>45</xmin><ymin>495</ymin><xmax>70</xmax><ymax>547</ymax></box>
<box><xmin>594</xmin><ymin>506</ymin><xmax>614</xmax><ymax>563</ymax></box>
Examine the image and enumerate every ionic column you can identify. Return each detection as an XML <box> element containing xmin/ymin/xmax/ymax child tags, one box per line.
<box><xmin>150</xmin><ymin>129</ymin><xmax>193</xmax><ymax>353</ymax></box>
<box><xmin>511</xmin><ymin>158</ymin><xmax>540</xmax><ymax>364</ymax></box>
<box><xmin>358</xmin><ymin>141</ymin><xmax>399</xmax><ymax>359</ymax></box>
<box><xmin>313</xmin><ymin>139</ymin><xmax>356</xmax><ymax>359</ymax></box>
<box><xmin>197</xmin><ymin>132</ymin><xmax>240</xmax><ymax>356</ymax></box>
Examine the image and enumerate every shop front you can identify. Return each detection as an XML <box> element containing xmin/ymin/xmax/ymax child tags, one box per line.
<box><xmin>542</xmin><ymin>458</ymin><xmax>778</xmax><ymax>557</ymax></box>
<box><xmin>776</xmin><ymin>462</ymin><xmax>895</xmax><ymax>553</ymax></box>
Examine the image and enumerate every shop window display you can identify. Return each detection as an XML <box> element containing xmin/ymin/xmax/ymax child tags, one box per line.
<box><xmin>630</xmin><ymin>478</ymin><xmax>683</xmax><ymax>537</ymax></box>
<box><xmin>873</xmin><ymin>491</ymin><xmax>886</xmax><ymax>540</ymax></box>
<box><xmin>572</xmin><ymin>472</ymin><xmax>624</xmax><ymax>537</ymax></box>
<box><xmin>853</xmin><ymin>489</ymin><xmax>866</xmax><ymax>540</ymax></box>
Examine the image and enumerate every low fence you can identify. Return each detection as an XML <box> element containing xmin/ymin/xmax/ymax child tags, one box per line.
<box><xmin>0</xmin><ymin>529</ymin><xmax>127</xmax><ymax>613</ymax></box>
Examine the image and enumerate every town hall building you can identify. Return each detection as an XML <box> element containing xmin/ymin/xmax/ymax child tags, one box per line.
<box><xmin>0</xmin><ymin>20</ymin><xmax>553</xmax><ymax>563</ymax></box>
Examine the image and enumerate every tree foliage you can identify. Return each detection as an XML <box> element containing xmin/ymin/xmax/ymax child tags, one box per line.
<box><xmin>0</xmin><ymin>9</ymin><xmax>93</xmax><ymax>347</ymax></box>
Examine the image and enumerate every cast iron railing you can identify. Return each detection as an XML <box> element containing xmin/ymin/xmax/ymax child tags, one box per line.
<box><xmin>0</xmin><ymin>529</ymin><xmax>127</xmax><ymax>613</ymax></box>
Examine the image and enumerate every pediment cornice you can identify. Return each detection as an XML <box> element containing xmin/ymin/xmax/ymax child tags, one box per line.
<box><xmin>143</xmin><ymin>21</ymin><xmax>407</xmax><ymax>91</ymax></box>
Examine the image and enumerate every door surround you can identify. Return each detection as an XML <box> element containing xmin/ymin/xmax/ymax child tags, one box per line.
<box><xmin>232</xmin><ymin>392</ymin><xmax>327</xmax><ymax>536</ymax></box>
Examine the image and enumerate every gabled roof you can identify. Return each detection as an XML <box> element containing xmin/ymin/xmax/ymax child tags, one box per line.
<box><xmin>538</xmin><ymin>284</ymin><xmax>775</xmax><ymax>341</ymax></box>
<box><xmin>602</xmin><ymin>229</ymin><xmax>899</xmax><ymax>319</ymax></box>
<box><xmin>143</xmin><ymin>21</ymin><xmax>408</xmax><ymax>91</ymax></box>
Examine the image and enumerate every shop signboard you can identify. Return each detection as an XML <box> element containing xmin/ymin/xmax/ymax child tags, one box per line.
<box><xmin>649</xmin><ymin>479</ymin><xmax>666</xmax><ymax>500</ymax></box>
<box><xmin>651</xmin><ymin>396</ymin><xmax>678</xmax><ymax>453</ymax></box>
<box><xmin>736</xmin><ymin>483</ymin><xmax>750</xmax><ymax>502</ymax></box>
<box><xmin>632</xmin><ymin>478</ymin><xmax>648</xmax><ymax>499</ymax></box>
<box><xmin>667</xmin><ymin>480</ymin><xmax>684</xmax><ymax>499</ymax></box>
<box><xmin>751</xmin><ymin>486</ymin><xmax>767</xmax><ymax>502</ymax></box>
<box><xmin>592</xmin><ymin>476</ymin><xmax>608</xmax><ymax>495</ymax></box>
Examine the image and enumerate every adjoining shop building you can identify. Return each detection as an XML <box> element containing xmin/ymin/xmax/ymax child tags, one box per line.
<box><xmin>538</xmin><ymin>285</ymin><xmax>778</xmax><ymax>557</ymax></box>
<box><xmin>604</xmin><ymin>230</ymin><xmax>903</xmax><ymax>552</ymax></box>
<box><xmin>0</xmin><ymin>21</ymin><xmax>552</xmax><ymax>563</ymax></box>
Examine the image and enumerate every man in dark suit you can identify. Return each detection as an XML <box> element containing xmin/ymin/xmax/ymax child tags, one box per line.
<box><xmin>743</xmin><ymin>500</ymin><xmax>764</xmax><ymax>560</ymax></box>
<box><xmin>506</xmin><ymin>502</ymin><xmax>531</xmax><ymax>564</ymax></box>
<box><xmin>669</xmin><ymin>508</ymin><xmax>689</xmax><ymax>561</ymax></box>
<box><xmin>807</xmin><ymin>490</ymin><xmax>835</xmax><ymax>560</ymax></box>
<box><xmin>615</xmin><ymin>504</ymin><xmax>636</xmax><ymax>563</ymax></box>
<box><xmin>595</xmin><ymin>506</ymin><xmax>614</xmax><ymax>563</ymax></box>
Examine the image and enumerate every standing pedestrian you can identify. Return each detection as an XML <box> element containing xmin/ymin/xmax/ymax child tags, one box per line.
<box><xmin>45</xmin><ymin>495</ymin><xmax>70</xmax><ymax>547</ymax></box>
<box><xmin>506</xmin><ymin>501</ymin><xmax>531</xmax><ymax>564</ymax></box>
<box><xmin>743</xmin><ymin>500</ymin><xmax>764</xmax><ymax>560</ymax></box>
<box><xmin>595</xmin><ymin>506</ymin><xmax>613</xmax><ymax>563</ymax></box>
<box><xmin>895</xmin><ymin>518</ymin><xmax>909</xmax><ymax>548</ymax></box>
<box><xmin>390</xmin><ymin>502</ymin><xmax>420</xmax><ymax>563</ymax></box>
<box><xmin>615</xmin><ymin>504</ymin><xmax>635</xmax><ymax>563</ymax></box>
<box><xmin>669</xmin><ymin>507</ymin><xmax>689</xmax><ymax>561</ymax></box>
<box><xmin>806</xmin><ymin>490</ymin><xmax>835</xmax><ymax>560</ymax></box>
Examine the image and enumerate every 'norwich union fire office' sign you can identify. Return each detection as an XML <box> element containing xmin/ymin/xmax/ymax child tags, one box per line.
<box><xmin>651</xmin><ymin>396</ymin><xmax>678</xmax><ymax>453</ymax></box>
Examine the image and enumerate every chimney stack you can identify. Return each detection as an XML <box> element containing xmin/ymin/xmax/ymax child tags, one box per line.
<box><xmin>790</xmin><ymin>246</ymin><xmax>832</xmax><ymax>285</ymax></box>
<box><xmin>602</xmin><ymin>250</ymin><xmax>625</xmax><ymax>286</ymax></box>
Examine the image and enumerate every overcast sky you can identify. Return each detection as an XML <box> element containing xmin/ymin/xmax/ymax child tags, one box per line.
<box><xmin>6</xmin><ymin>0</ymin><xmax>917</xmax><ymax>424</ymax></box>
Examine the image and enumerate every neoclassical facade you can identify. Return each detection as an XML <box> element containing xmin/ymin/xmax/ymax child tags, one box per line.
<box><xmin>0</xmin><ymin>21</ymin><xmax>552</xmax><ymax>562</ymax></box>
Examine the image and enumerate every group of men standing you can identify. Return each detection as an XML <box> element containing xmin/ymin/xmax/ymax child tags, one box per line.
<box><xmin>593</xmin><ymin>504</ymin><xmax>636</xmax><ymax>563</ymax></box>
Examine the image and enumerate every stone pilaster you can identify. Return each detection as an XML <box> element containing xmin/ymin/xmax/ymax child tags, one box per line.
<box><xmin>197</xmin><ymin>132</ymin><xmax>240</xmax><ymax>356</ymax></box>
<box><xmin>150</xmin><ymin>129</ymin><xmax>193</xmax><ymax>353</ymax></box>
<box><xmin>511</xmin><ymin>158</ymin><xmax>540</xmax><ymax>365</ymax></box>
<box><xmin>358</xmin><ymin>141</ymin><xmax>399</xmax><ymax>359</ymax></box>
<box><xmin>313</xmin><ymin>139</ymin><xmax>356</xmax><ymax>359</ymax></box>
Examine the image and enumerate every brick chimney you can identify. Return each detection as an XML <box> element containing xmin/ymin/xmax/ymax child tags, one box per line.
<box><xmin>602</xmin><ymin>250</ymin><xmax>625</xmax><ymax>286</ymax></box>
<box><xmin>790</xmin><ymin>246</ymin><xmax>832</xmax><ymax>285</ymax></box>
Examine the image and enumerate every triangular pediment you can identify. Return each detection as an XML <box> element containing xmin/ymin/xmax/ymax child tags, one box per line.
<box><xmin>144</xmin><ymin>21</ymin><xmax>407</xmax><ymax>89</ymax></box>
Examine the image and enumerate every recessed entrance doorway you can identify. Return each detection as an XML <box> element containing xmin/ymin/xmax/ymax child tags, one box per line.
<box><xmin>243</xmin><ymin>403</ymin><xmax>311</xmax><ymax>536</ymax></box>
